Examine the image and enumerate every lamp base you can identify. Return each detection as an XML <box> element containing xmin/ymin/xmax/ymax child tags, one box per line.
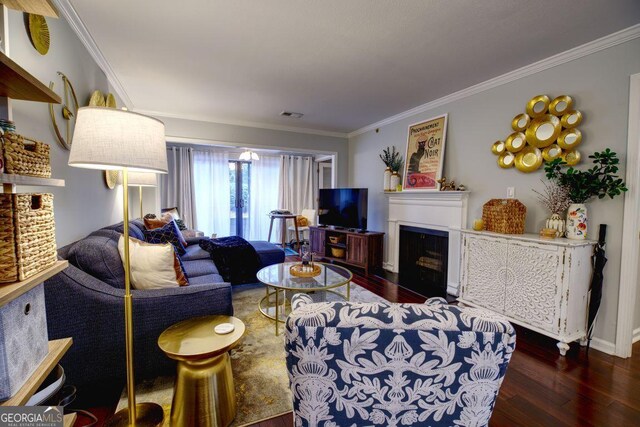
<box><xmin>104</xmin><ymin>402</ymin><xmax>164</xmax><ymax>427</ymax></box>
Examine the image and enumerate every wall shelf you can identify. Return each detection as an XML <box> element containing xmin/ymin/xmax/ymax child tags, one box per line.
<box><xmin>0</xmin><ymin>51</ymin><xmax>61</xmax><ymax>103</ymax></box>
<box><xmin>0</xmin><ymin>260</ymin><xmax>68</xmax><ymax>307</ymax></box>
<box><xmin>0</xmin><ymin>173</ymin><xmax>65</xmax><ymax>188</ymax></box>
<box><xmin>0</xmin><ymin>0</ymin><xmax>59</xmax><ymax>18</ymax></box>
<box><xmin>0</xmin><ymin>338</ymin><xmax>73</xmax><ymax>406</ymax></box>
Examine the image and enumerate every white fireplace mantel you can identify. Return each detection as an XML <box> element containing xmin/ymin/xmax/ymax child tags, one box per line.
<box><xmin>384</xmin><ymin>191</ymin><xmax>469</xmax><ymax>296</ymax></box>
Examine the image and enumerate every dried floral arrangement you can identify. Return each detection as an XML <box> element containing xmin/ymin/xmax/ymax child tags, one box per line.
<box><xmin>379</xmin><ymin>146</ymin><xmax>403</xmax><ymax>172</ymax></box>
<box><xmin>533</xmin><ymin>180</ymin><xmax>571</xmax><ymax>215</ymax></box>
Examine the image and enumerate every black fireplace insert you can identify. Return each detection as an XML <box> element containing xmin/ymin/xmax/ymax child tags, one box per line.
<box><xmin>398</xmin><ymin>225</ymin><xmax>449</xmax><ymax>298</ymax></box>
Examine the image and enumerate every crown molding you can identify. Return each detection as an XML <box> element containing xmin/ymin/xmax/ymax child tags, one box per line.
<box><xmin>348</xmin><ymin>24</ymin><xmax>640</xmax><ymax>138</ymax></box>
<box><xmin>52</xmin><ymin>0</ymin><xmax>133</xmax><ymax>108</ymax></box>
<box><xmin>136</xmin><ymin>109</ymin><xmax>349</xmax><ymax>139</ymax></box>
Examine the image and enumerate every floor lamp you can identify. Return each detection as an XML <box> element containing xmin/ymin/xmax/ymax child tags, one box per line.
<box><xmin>69</xmin><ymin>107</ymin><xmax>167</xmax><ymax>427</ymax></box>
<box><xmin>117</xmin><ymin>172</ymin><xmax>158</xmax><ymax>219</ymax></box>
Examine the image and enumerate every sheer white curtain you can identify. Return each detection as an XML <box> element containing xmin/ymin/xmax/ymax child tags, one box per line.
<box><xmin>278</xmin><ymin>155</ymin><xmax>314</xmax><ymax>215</ymax></box>
<box><xmin>247</xmin><ymin>155</ymin><xmax>280</xmax><ymax>240</ymax></box>
<box><xmin>160</xmin><ymin>146</ymin><xmax>197</xmax><ymax>228</ymax></box>
<box><xmin>193</xmin><ymin>150</ymin><xmax>230</xmax><ymax>237</ymax></box>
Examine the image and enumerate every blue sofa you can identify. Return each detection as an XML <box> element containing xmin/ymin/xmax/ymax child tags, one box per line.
<box><xmin>44</xmin><ymin>220</ymin><xmax>284</xmax><ymax>386</ymax></box>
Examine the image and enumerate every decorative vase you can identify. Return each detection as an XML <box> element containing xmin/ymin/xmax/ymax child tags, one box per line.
<box><xmin>545</xmin><ymin>213</ymin><xmax>566</xmax><ymax>237</ymax></box>
<box><xmin>566</xmin><ymin>203</ymin><xmax>587</xmax><ymax>240</ymax></box>
<box><xmin>383</xmin><ymin>167</ymin><xmax>392</xmax><ymax>191</ymax></box>
<box><xmin>390</xmin><ymin>172</ymin><xmax>401</xmax><ymax>192</ymax></box>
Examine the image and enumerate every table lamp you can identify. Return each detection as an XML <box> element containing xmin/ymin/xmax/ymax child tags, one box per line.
<box><xmin>117</xmin><ymin>172</ymin><xmax>158</xmax><ymax>219</ymax></box>
<box><xmin>69</xmin><ymin>107</ymin><xmax>167</xmax><ymax>427</ymax></box>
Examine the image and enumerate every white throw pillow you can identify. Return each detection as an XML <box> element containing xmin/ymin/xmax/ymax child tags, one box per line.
<box><xmin>117</xmin><ymin>236</ymin><xmax>188</xmax><ymax>290</ymax></box>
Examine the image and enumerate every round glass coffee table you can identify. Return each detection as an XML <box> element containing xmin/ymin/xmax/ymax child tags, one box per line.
<box><xmin>257</xmin><ymin>262</ymin><xmax>353</xmax><ymax>335</ymax></box>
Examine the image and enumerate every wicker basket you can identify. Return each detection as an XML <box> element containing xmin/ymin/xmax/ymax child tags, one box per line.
<box><xmin>1</xmin><ymin>132</ymin><xmax>51</xmax><ymax>178</ymax></box>
<box><xmin>482</xmin><ymin>199</ymin><xmax>527</xmax><ymax>234</ymax></box>
<box><xmin>0</xmin><ymin>193</ymin><xmax>57</xmax><ymax>283</ymax></box>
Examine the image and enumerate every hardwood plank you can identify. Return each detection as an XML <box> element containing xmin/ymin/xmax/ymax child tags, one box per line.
<box><xmin>0</xmin><ymin>260</ymin><xmax>68</xmax><ymax>307</ymax></box>
<box><xmin>0</xmin><ymin>0</ymin><xmax>58</xmax><ymax>18</ymax></box>
<box><xmin>0</xmin><ymin>51</ymin><xmax>61</xmax><ymax>103</ymax></box>
<box><xmin>1</xmin><ymin>338</ymin><xmax>72</xmax><ymax>406</ymax></box>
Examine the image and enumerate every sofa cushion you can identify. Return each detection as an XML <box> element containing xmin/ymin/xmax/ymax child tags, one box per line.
<box><xmin>181</xmin><ymin>244</ymin><xmax>211</xmax><ymax>261</ymax></box>
<box><xmin>143</xmin><ymin>221</ymin><xmax>187</xmax><ymax>256</ymax></box>
<box><xmin>250</xmin><ymin>241</ymin><xmax>285</xmax><ymax>267</ymax></box>
<box><xmin>182</xmin><ymin>259</ymin><xmax>219</xmax><ymax>278</ymax></box>
<box><xmin>67</xmin><ymin>233</ymin><xmax>125</xmax><ymax>289</ymax></box>
<box><xmin>188</xmin><ymin>273</ymin><xmax>225</xmax><ymax>286</ymax></box>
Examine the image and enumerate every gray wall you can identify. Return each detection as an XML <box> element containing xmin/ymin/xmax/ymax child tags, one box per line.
<box><xmin>157</xmin><ymin>116</ymin><xmax>349</xmax><ymax>186</ymax></box>
<box><xmin>349</xmin><ymin>38</ymin><xmax>640</xmax><ymax>345</ymax></box>
<box><xmin>7</xmin><ymin>11</ymin><xmax>122</xmax><ymax>246</ymax></box>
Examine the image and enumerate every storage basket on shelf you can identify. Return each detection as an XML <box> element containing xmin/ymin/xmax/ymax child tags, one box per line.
<box><xmin>0</xmin><ymin>193</ymin><xmax>57</xmax><ymax>283</ymax></box>
<box><xmin>482</xmin><ymin>199</ymin><xmax>526</xmax><ymax>234</ymax></box>
<box><xmin>1</xmin><ymin>132</ymin><xmax>52</xmax><ymax>178</ymax></box>
<box><xmin>0</xmin><ymin>285</ymin><xmax>48</xmax><ymax>400</ymax></box>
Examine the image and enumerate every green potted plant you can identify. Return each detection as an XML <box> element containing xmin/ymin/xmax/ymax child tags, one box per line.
<box><xmin>544</xmin><ymin>149</ymin><xmax>627</xmax><ymax>239</ymax></box>
<box><xmin>379</xmin><ymin>146</ymin><xmax>402</xmax><ymax>191</ymax></box>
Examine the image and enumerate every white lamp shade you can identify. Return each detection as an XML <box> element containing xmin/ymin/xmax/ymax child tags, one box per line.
<box><xmin>116</xmin><ymin>171</ymin><xmax>158</xmax><ymax>187</ymax></box>
<box><xmin>69</xmin><ymin>107</ymin><xmax>168</xmax><ymax>173</ymax></box>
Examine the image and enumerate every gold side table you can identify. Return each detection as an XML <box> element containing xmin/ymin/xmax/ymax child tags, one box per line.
<box><xmin>158</xmin><ymin>316</ymin><xmax>245</xmax><ymax>427</ymax></box>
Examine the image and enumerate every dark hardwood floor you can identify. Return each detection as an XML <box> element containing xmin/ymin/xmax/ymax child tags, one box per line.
<box><xmin>252</xmin><ymin>261</ymin><xmax>640</xmax><ymax>427</ymax></box>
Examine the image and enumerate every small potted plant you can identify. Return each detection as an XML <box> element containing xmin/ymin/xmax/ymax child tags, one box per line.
<box><xmin>544</xmin><ymin>149</ymin><xmax>627</xmax><ymax>239</ymax></box>
<box><xmin>379</xmin><ymin>147</ymin><xmax>402</xmax><ymax>191</ymax></box>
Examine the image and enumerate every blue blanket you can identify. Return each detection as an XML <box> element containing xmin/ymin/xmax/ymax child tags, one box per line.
<box><xmin>199</xmin><ymin>236</ymin><xmax>261</xmax><ymax>285</ymax></box>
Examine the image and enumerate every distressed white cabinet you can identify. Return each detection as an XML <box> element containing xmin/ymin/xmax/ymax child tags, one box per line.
<box><xmin>459</xmin><ymin>230</ymin><xmax>596</xmax><ymax>356</ymax></box>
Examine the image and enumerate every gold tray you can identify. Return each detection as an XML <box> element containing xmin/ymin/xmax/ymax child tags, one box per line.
<box><xmin>511</xmin><ymin>113</ymin><xmax>531</xmax><ymax>131</ymax></box>
<box><xmin>492</xmin><ymin>140</ymin><xmax>506</xmax><ymax>155</ymax></box>
<box><xmin>542</xmin><ymin>144</ymin><xmax>563</xmax><ymax>162</ymax></box>
<box><xmin>290</xmin><ymin>264</ymin><xmax>321</xmax><ymax>278</ymax></box>
<box><xmin>557</xmin><ymin>128</ymin><xmax>582</xmax><ymax>150</ymax></box>
<box><xmin>505</xmin><ymin>132</ymin><xmax>526</xmax><ymax>152</ymax></box>
<box><xmin>497</xmin><ymin>151</ymin><xmax>515</xmax><ymax>168</ymax></box>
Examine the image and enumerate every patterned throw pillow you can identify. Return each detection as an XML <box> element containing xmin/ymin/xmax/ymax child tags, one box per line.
<box><xmin>174</xmin><ymin>218</ymin><xmax>188</xmax><ymax>231</ymax></box>
<box><xmin>143</xmin><ymin>220</ymin><xmax>187</xmax><ymax>256</ymax></box>
<box><xmin>144</xmin><ymin>217</ymin><xmax>188</xmax><ymax>248</ymax></box>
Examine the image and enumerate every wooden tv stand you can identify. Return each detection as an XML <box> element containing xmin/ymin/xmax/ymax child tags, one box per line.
<box><xmin>309</xmin><ymin>226</ymin><xmax>384</xmax><ymax>275</ymax></box>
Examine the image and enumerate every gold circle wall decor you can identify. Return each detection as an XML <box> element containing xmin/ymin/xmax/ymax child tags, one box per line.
<box><xmin>498</xmin><ymin>151</ymin><xmax>515</xmax><ymax>168</ymax></box>
<box><xmin>549</xmin><ymin>95</ymin><xmax>573</xmax><ymax>116</ymax></box>
<box><xmin>49</xmin><ymin>72</ymin><xmax>79</xmax><ymax>151</ymax></box>
<box><xmin>505</xmin><ymin>132</ymin><xmax>526</xmax><ymax>152</ymax></box>
<box><xmin>492</xmin><ymin>140</ymin><xmax>506</xmax><ymax>155</ymax></box>
<box><xmin>511</xmin><ymin>113</ymin><xmax>531</xmax><ymax>131</ymax></box>
<box><xmin>515</xmin><ymin>146</ymin><xmax>543</xmax><ymax>173</ymax></box>
<box><xmin>561</xmin><ymin>110</ymin><xmax>582</xmax><ymax>128</ymax></box>
<box><xmin>562</xmin><ymin>150</ymin><xmax>581</xmax><ymax>166</ymax></box>
<box><xmin>542</xmin><ymin>144</ymin><xmax>563</xmax><ymax>162</ymax></box>
<box><xmin>525</xmin><ymin>114</ymin><xmax>561</xmax><ymax>148</ymax></box>
<box><xmin>491</xmin><ymin>93</ymin><xmax>584</xmax><ymax>172</ymax></box>
<box><xmin>26</xmin><ymin>14</ymin><xmax>50</xmax><ymax>55</ymax></box>
<box><xmin>557</xmin><ymin>128</ymin><xmax>582</xmax><ymax>150</ymax></box>
<box><xmin>526</xmin><ymin>95</ymin><xmax>550</xmax><ymax>118</ymax></box>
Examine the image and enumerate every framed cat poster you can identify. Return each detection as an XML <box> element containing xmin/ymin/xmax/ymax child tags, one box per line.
<box><xmin>402</xmin><ymin>114</ymin><xmax>448</xmax><ymax>190</ymax></box>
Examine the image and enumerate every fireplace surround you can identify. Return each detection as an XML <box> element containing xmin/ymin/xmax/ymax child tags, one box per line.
<box><xmin>385</xmin><ymin>191</ymin><xmax>468</xmax><ymax>295</ymax></box>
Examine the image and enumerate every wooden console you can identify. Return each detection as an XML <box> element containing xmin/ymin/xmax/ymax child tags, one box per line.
<box><xmin>309</xmin><ymin>226</ymin><xmax>384</xmax><ymax>275</ymax></box>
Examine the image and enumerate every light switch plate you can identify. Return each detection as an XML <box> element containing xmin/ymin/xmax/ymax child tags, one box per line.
<box><xmin>507</xmin><ymin>187</ymin><xmax>515</xmax><ymax>198</ymax></box>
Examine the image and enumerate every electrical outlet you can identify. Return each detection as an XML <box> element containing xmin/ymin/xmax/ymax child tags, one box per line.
<box><xmin>507</xmin><ymin>187</ymin><xmax>515</xmax><ymax>198</ymax></box>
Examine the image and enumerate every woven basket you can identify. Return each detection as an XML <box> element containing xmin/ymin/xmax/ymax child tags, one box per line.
<box><xmin>482</xmin><ymin>199</ymin><xmax>527</xmax><ymax>234</ymax></box>
<box><xmin>1</xmin><ymin>132</ymin><xmax>51</xmax><ymax>178</ymax></box>
<box><xmin>0</xmin><ymin>194</ymin><xmax>57</xmax><ymax>283</ymax></box>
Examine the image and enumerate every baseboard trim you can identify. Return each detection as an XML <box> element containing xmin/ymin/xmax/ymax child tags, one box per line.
<box><xmin>633</xmin><ymin>327</ymin><xmax>640</xmax><ymax>344</ymax></box>
<box><xmin>589</xmin><ymin>337</ymin><xmax>616</xmax><ymax>355</ymax></box>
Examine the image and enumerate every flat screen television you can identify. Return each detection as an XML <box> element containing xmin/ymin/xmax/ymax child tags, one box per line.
<box><xmin>318</xmin><ymin>188</ymin><xmax>368</xmax><ymax>230</ymax></box>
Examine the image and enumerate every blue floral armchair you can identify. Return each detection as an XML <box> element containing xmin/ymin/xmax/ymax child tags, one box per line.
<box><xmin>285</xmin><ymin>295</ymin><xmax>516</xmax><ymax>427</ymax></box>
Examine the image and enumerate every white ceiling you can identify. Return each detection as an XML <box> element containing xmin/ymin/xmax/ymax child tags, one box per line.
<box><xmin>67</xmin><ymin>0</ymin><xmax>640</xmax><ymax>134</ymax></box>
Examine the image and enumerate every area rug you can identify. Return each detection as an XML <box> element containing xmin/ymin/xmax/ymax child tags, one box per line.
<box><xmin>116</xmin><ymin>282</ymin><xmax>387</xmax><ymax>426</ymax></box>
